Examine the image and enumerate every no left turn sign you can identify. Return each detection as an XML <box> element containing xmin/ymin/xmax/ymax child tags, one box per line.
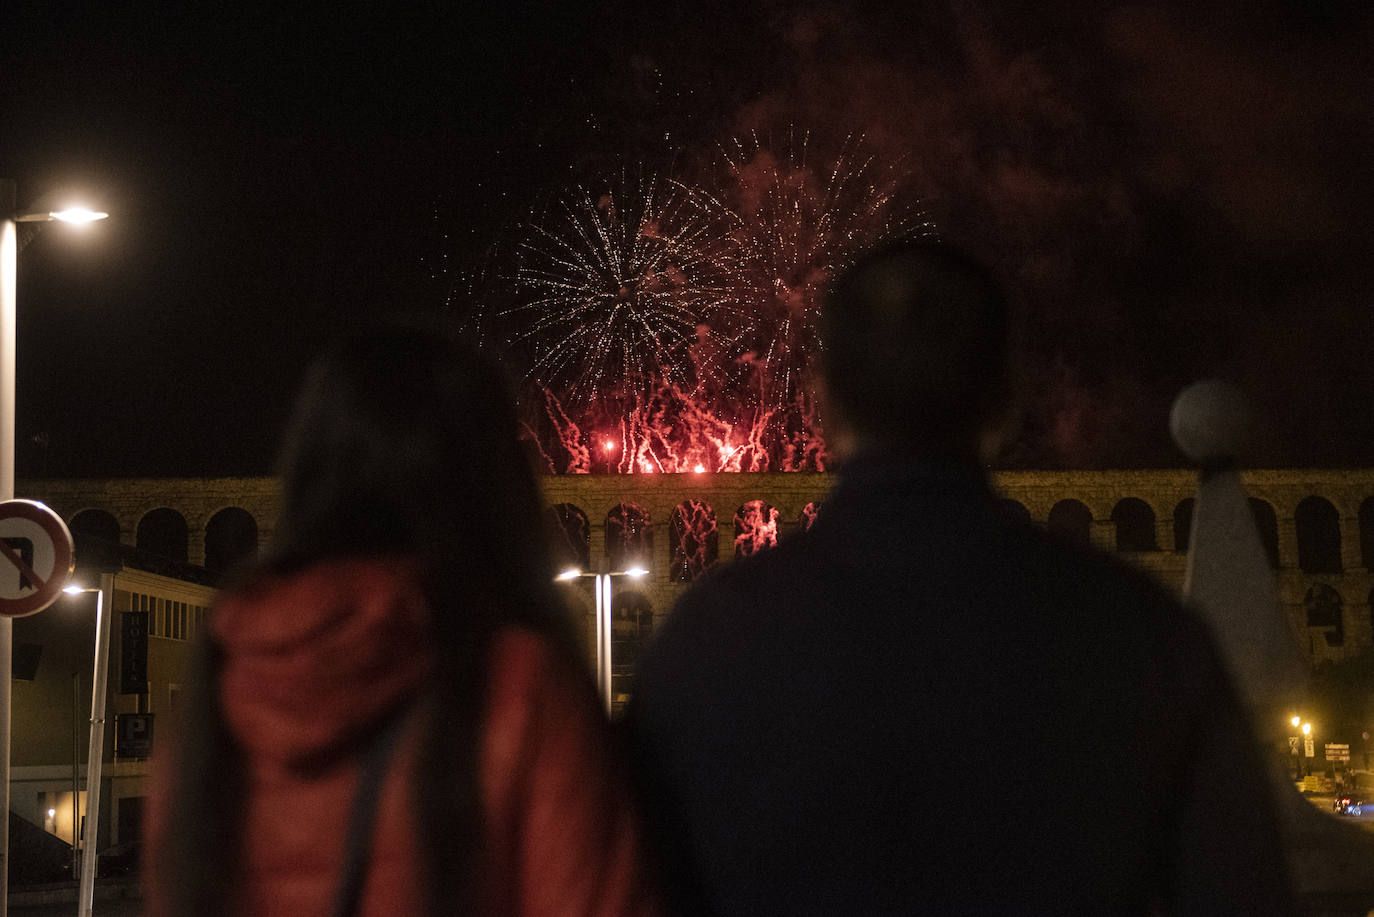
<box><xmin>0</xmin><ymin>500</ymin><xmax>75</xmax><ymax>617</ymax></box>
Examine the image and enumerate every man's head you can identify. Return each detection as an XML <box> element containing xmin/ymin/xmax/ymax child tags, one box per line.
<box><xmin>822</xmin><ymin>238</ymin><xmax>1010</xmax><ymax>460</ymax></box>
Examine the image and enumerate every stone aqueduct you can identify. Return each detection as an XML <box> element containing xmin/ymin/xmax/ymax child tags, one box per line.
<box><xmin>19</xmin><ymin>468</ymin><xmax>1374</xmax><ymax>664</ymax></box>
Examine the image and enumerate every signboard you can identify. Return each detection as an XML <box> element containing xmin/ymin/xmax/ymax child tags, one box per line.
<box><xmin>1325</xmin><ymin>743</ymin><xmax>1350</xmax><ymax>761</ymax></box>
<box><xmin>0</xmin><ymin>500</ymin><xmax>74</xmax><ymax>617</ymax></box>
<box><xmin>115</xmin><ymin>713</ymin><xmax>154</xmax><ymax>759</ymax></box>
<box><xmin>120</xmin><ymin>612</ymin><xmax>149</xmax><ymax>694</ymax></box>
<box><xmin>1288</xmin><ymin>735</ymin><xmax>1300</xmax><ymax>752</ymax></box>
<box><xmin>1304</xmin><ymin>736</ymin><xmax>1316</xmax><ymax>757</ymax></box>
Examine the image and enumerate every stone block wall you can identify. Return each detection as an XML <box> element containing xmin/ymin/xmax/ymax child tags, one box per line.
<box><xmin>17</xmin><ymin>467</ymin><xmax>1374</xmax><ymax>664</ymax></box>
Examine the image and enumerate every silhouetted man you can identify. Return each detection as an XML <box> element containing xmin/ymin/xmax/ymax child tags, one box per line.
<box><xmin>626</xmin><ymin>239</ymin><xmax>1292</xmax><ymax>916</ymax></box>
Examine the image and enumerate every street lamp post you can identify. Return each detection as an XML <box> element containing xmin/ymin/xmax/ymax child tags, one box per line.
<box><xmin>1</xmin><ymin>178</ymin><xmax>107</xmax><ymax>916</ymax></box>
<box><xmin>1301</xmin><ymin>721</ymin><xmax>1313</xmax><ymax>779</ymax></box>
<box><xmin>555</xmin><ymin>566</ymin><xmax>648</xmax><ymax>714</ymax></box>
<box><xmin>1291</xmin><ymin>716</ymin><xmax>1303</xmax><ymax>781</ymax></box>
<box><xmin>63</xmin><ymin>576</ymin><xmax>116</xmax><ymax>917</ymax></box>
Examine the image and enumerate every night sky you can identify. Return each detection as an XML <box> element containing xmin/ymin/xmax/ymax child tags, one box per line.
<box><xmin>3</xmin><ymin>1</ymin><xmax>1370</xmax><ymax>477</ymax></box>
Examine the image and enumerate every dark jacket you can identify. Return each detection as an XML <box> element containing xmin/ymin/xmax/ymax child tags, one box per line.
<box><xmin>627</xmin><ymin>454</ymin><xmax>1292</xmax><ymax>916</ymax></box>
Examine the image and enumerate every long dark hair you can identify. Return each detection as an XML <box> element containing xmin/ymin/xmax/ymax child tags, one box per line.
<box><xmin>160</xmin><ymin>320</ymin><xmax>575</xmax><ymax>916</ymax></box>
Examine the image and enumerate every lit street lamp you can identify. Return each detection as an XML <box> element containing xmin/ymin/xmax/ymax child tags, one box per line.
<box><xmin>555</xmin><ymin>566</ymin><xmax>648</xmax><ymax>714</ymax></box>
<box><xmin>62</xmin><ymin>576</ymin><xmax>116</xmax><ymax>917</ymax></box>
<box><xmin>1</xmin><ymin>179</ymin><xmax>108</xmax><ymax>917</ymax></box>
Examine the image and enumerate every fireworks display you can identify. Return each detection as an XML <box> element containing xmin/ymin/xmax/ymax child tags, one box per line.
<box><xmin>505</xmin><ymin>168</ymin><xmax>734</xmax><ymax>406</ymax></box>
<box><xmin>489</xmin><ymin>130</ymin><xmax>930</xmax><ymax>473</ymax></box>
<box><xmin>669</xmin><ymin>500</ymin><xmax>719</xmax><ymax>581</ymax></box>
<box><xmin>733</xmin><ymin>499</ymin><xmax>780</xmax><ymax>556</ymax></box>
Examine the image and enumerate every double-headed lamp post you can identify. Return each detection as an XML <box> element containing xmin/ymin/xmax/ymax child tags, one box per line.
<box><xmin>62</xmin><ymin>575</ymin><xmax>116</xmax><ymax>917</ymax></box>
<box><xmin>555</xmin><ymin>566</ymin><xmax>648</xmax><ymax>714</ymax></box>
<box><xmin>1</xmin><ymin>179</ymin><xmax>107</xmax><ymax>917</ymax></box>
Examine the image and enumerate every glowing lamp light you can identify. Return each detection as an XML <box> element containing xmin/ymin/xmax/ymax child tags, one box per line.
<box><xmin>602</xmin><ymin>440</ymin><xmax>616</xmax><ymax>452</ymax></box>
<box><xmin>50</xmin><ymin>208</ymin><xmax>108</xmax><ymax>224</ymax></box>
<box><xmin>1291</xmin><ymin>716</ymin><xmax>1301</xmax><ymax>728</ymax></box>
<box><xmin>624</xmin><ymin>567</ymin><xmax>649</xmax><ymax>578</ymax></box>
<box><xmin>1302</xmin><ymin>722</ymin><xmax>1312</xmax><ymax>735</ymax></box>
<box><xmin>693</xmin><ymin>464</ymin><xmax>706</xmax><ymax>473</ymax></box>
<box><xmin>63</xmin><ymin>584</ymin><xmax>90</xmax><ymax>595</ymax></box>
<box><xmin>47</xmin><ymin>808</ymin><xmax>55</xmax><ymax>818</ymax></box>
<box><xmin>555</xmin><ymin>568</ymin><xmax>582</xmax><ymax>581</ymax></box>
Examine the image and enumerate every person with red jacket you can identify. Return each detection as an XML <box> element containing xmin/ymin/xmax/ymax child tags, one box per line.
<box><xmin>146</xmin><ymin>323</ymin><xmax>658</xmax><ymax>917</ymax></box>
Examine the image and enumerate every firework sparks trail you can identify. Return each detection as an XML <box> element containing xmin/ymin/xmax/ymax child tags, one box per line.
<box><xmin>606</xmin><ymin>502</ymin><xmax>652</xmax><ymax>569</ymax></box>
<box><xmin>691</xmin><ymin>129</ymin><xmax>930</xmax><ymax>416</ymax></box>
<box><xmin>534</xmin><ymin>388</ymin><xmax>591</xmax><ymax>474</ymax></box>
<box><xmin>547</xmin><ymin>503</ymin><xmax>591</xmax><ymax>571</ymax></box>
<box><xmin>505</xmin><ymin>169</ymin><xmax>736</xmax><ymax>408</ymax></box>
<box><xmin>801</xmin><ymin>501</ymin><xmax>822</xmax><ymax>534</ymax></box>
<box><xmin>670</xmin><ymin>500</ymin><xmax>719</xmax><ymax>582</ymax></box>
<box><xmin>500</xmin><ymin>131</ymin><xmax>929</xmax><ymax>473</ymax></box>
<box><xmin>734</xmin><ymin>499</ymin><xmax>779</xmax><ymax>557</ymax></box>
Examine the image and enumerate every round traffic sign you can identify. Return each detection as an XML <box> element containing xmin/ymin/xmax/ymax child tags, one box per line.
<box><xmin>0</xmin><ymin>500</ymin><xmax>76</xmax><ymax>617</ymax></box>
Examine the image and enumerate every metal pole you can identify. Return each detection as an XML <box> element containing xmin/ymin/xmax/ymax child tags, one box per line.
<box><xmin>593</xmin><ymin>574</ymin><xmax>606</xmax><ymax>711</ymax></box>
<box><xmin>1</xmin><ymin>176</ymin><xmax>18</xmax><ymax>917</ymax></box>
<box><xmin>599</xmin><ymin>574</ymin><xmax>612</xmax><ymax>716</ymax></box>
<box><xmin>77</xmin><ymin>573</ymin><xmax>114</xmax><ymax>917</ymax></box>
<box><xmin>72</xmin><ymin>672</ymin><xmax>79</xmax><ymax>881</ymax></box>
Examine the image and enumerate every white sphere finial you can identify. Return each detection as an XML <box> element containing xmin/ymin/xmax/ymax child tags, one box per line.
<box><xmin>1169</xmin><ymin>379</ymin><xmax>1253</xmax><ymax>465</ymax></box>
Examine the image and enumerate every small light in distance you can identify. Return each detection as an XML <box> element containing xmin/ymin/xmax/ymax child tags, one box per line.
<box><xmin>603</xmin><ymin>440</ymin><xmax>616</xmax><ymax>453</ymax></box>
<box><xmin>62</xmin><ymin>584</ymin><xmax>88</xmax><ymax>595</ymax></box>
<box><xmin>693</xmin><ymin>464</ymin><xmax>706</xmax><ymax>473</ymax></box>
<box><xmin>624</xmin><ymin>567</ymin><xmax>649</xmax><ymax>578</ymax></box>
<box><xmin>555</xmin><ymin>568</ymin><xmax>582</xmax><ymax>581</ymax></box>
<box><xmin>47</xmin><ymin>808</ymin><xmax>55</xmax><ymax>818</ymax></box>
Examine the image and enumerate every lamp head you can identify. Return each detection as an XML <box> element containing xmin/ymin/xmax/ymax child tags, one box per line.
<box><xmin>49</xmin><ymin>208</ymin><xmax>108</xmax><ymax>224</ymax></box>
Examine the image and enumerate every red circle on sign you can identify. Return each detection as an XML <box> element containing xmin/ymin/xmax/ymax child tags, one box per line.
<box><xmin>0</xmin><ymin>500</ymin><xmax>76</xmax><ymax>617</ymax></box>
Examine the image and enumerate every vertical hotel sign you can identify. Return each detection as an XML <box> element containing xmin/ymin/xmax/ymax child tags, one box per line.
<box><xmin>120</xmin><ymin>610</ymin><xmax>148</xmax><ymax>694</ymax></box>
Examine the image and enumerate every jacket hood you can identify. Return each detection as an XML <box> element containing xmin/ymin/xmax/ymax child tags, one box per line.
<box><xmin>212</xmin><ymin>559</ymin><xmax>435</xmax><ymax>767</ymax></box>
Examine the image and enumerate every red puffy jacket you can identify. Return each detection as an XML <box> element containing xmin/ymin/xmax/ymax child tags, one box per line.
<box><xmin>146</xmin><ymin>559</ymin><xmax>659</xmax><ymax>917</ymax></box>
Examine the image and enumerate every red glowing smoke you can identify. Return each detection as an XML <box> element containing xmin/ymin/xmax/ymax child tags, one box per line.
<box><xmin>502</xmin><ymin>132</ymin><xmax>928</xmax><ymax>473</ymax></box>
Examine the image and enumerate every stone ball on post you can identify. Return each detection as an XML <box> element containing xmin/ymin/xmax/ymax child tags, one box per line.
<box><xmin>1169</xmin><ymin>379</ymin><xmax>1253</xmax><ymax>466</ymax></box>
